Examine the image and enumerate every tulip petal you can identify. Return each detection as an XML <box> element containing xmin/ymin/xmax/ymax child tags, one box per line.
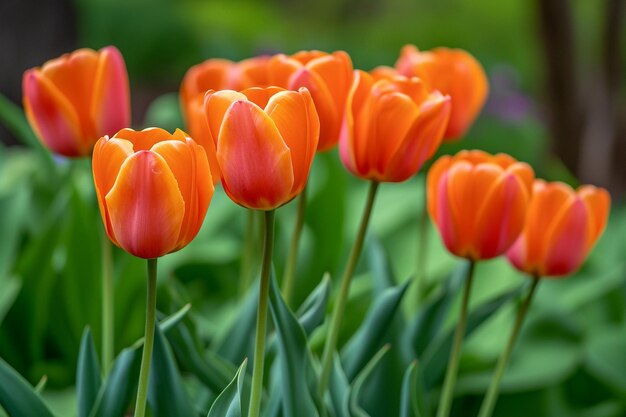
<box><xmin>242</xmin><ymin>86</ymin><xmax>285</xmax><ymax>109</ymax></box>
<box><xmin>114</xmin><ymin>127</ymin><xmax>180</xmax><ymax>151</ymax></box>
<box><xmin>204</xmin><ymin>90</ymin><xmax>247</xmax><ymax>146</ymax></box>
<box><xmin>266</xmin><ymin>89</ymin><xmax>319</xmax><ymax>195</ymax></box>
<box><xmin>268</xmin><ymin>54</ymin><xmax>301</xmax><ymax>88</ymax></box>
<box><xmin>185</xmin><ymin>96</ymin><xmax>221</xmax><ymax>183</ymax></box>
<box><xmin>91</xmin><ymin>46</ymin><xmax>130</xmax><ymax>140</ymax></box>
<box><xmin>236</xmin><ymin>56</ymin><xmax>270</xmax><ymax>89</ymax></box>
<box><xmin>152</xmin><ymin>138</ymin><xmax>214</xmax><ymax>249</ymax></box>
<box><xmin>543</xmin><ymin>197</ymin><xmax>590</xmax><ymax>276</ymax></box>
<box><xmin>578</xmin><ymin>186</ymin><xmax>611</xmax><ymax>245</ymax></box>
<box><xmin>23</xmin><ymin>70</ymin><xmax>84</xmax><ymax>156</ymax></box>
<box><xmin>217</xmin><ymin>100</ymin><xmax>294</xmax><ymax>209</ymax></box>
<box><xmin>386</xmin><ymin>93</ymin><xmax>450</xmax><ymax>182</ymax></box>
<box><xmin>427</xmin><ymin>155</ymin><xmax>452</xmax><ymax>223</ymax></box>
<box><xmin>106</xmin><ymin>150</ymin><xmax>185</xmax><ymax>259</ymax></box>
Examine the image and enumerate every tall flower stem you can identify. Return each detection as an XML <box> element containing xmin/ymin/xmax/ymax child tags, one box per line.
<box><xmin>101</xmin><ymin>234</ymin><xmax>114</xmax><ymax>375</ymax></box>
<box><xmin>477</xmin><ymin>275</ymin><xmax>541</xmax><ymax>417</ymax></box>
<box><xmin>239</xmin><ymin>210</ymin><xmax>258</xmax><ymax>297</ymax></box>
<box><xmin>282</xmin><ymin>184</ymin><xmax>308</xmax><ymax>306</ymax></box>
<box><xmin>134</xmin><ymin>258</ymin><xmax>158</xmax><ymax>417</ymax></box>
<box><xmin>436</xmin><ymin>260</ymin><xmax>476</xmax><ymax>417</ymax></box>
<box><xmin>248</xmin><ymin>210</ymin><xmax>276</xmax><ymax>417</ymax></box>
<box><xmin>415</xmin><ymin>181</ymin><xmax>429</xmax><ymax>302</ymax></box>
<box><xmin>318</xmin><ymin>181</ymin><xmax>379</xmax><ymax>398</ymax></box>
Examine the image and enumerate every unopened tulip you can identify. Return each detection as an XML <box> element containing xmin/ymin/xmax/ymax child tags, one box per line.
<box><xmin>395</xmin><ymin>45</ymin><xmax>488</xmax><ymax>140</ymax></box>
<box><xmin>23</xmin><ymin>46</ymin><xmax>130</xmax><ymax>157</ymax></box>
<box><xmin>507</xmin><ymin>180</ymin><xmax>610</xmax><ymax>277</ymax></box>
<box><xmin>205</xmin><ymin>86</ymin><xmax>319</xmax><ymax>210</ymax></box>
<box><xmin>92</xmin><ymin>128</ymin><xmax>214</xmax><ymax>259</ymax></box>
<box><xmin>339</xmin><ymin>70</ymin><xmax>451</xmax><ymax>182</ymax></box>
<box><xmin>268</xmin><ymin>50</ymin><xmax>353</xmax><ymax>151</ymax></box>
<box><xmin>428</xmin><ymin>150</ymin><xmax>534</xmax><ymax>260</ymax></box>
<box><xmin>180</xmin><ymin>56</ymin><xmax>270</xmax><ymax>183</ymax></box>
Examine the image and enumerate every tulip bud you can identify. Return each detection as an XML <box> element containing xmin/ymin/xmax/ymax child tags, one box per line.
<box><xmin>268</xmin><ymin>50</ymin><xmax>353</xmax><ymax>151</ymax></box>
<box><xmin>23</xmin><ymin>46</ymin><xmax>130</xmax><ymax>157</ymax></box>
<box><xmin>428</xmin><ymin>150</ymin><xmax>534</xmax><ymax>260</ymax></box>
<box><xmin>507</xmin><ymin>180</ymin><xmax>610</xmax><ymax>277</ymax></box>
<box><xmin>92</xmin><ymin>128</ymin><xmax>214</xmax><ymax>259</ymax></box>
<box><xmin>204</xmin><ymin>86</ymin><xmax>319</xmax><ymax>210</ymax></box>
<box><xmin>395</xmin><ymin>45</ymin><xmax>488</xmax><ymax>140</ymax></box>
<box><xmin>339</xmin><ymin>70</ymin><xmax>451</xmax><ymax>182</ymax></box>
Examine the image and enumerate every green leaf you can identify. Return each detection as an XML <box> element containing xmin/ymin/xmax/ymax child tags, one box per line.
<box><xmin>348</xmin><ymin>345</ymin><xmax>390</xmax><ymax>417</ymax></box>
<box><xmin>421</xmin><ymin>285</ymin><xmax>522</xmax><ymax>388</ymax></box>
<box><xmin>77</xmin><ymin>328</ymin><xmax>102</xmax><ymax>417</ymax></box>
<box><xmin>148</xmin><ymin>324</ymin><xmax>196</xmax><ymax>417</ymax></box>
<box><xmin>295</xmin><ymin>273</ymin><xmax>332</xmax><ymax>336</ymax></box>
<box><xmin>0</xmin><ymin>277</ymin><xmax>20</xmax><ymax>326</ymax></box>
<box><xmin>268</xmin><ymin>272</ymin><xmax>320</xmax><ymax>417</ymax></box>
<box><xmin>329</xmin><ymin>356</ymin><xmax>350</xmax><ymax>417</ymax></box>
<box><xmin>585</xmin><ymin>324</ymin><xmax>626</xmax><ymax>395</ymax></box>
<box><xmin>0</xmin><ymin>357</ymin><xmax>55</xmax><ymax>417</ymax></box>
<box><xmin>217</xmin><ymin>287</ymin><xmax>257</xmax><ymax>365</ymax></box>
<box><xmin>365</xmin><ymin>238</ymin><xmax>396</xmax><ymax>292</ymax></box>
<box><xmin>207</xmin><ymin>359</ymin><xmax>249</xmax><ymax>417</ymax></box>
<box><xmin>89</xmin><ymin>348</ymin><xmax>140</xmax><ymax>417</ymax></box>
<box><xmin>399</xmin><ymin>362</ymin><xmax>422</xmax><ymax>417</ymax></box>
<box><xmin>341</xmin><ymin>282</ymin><xmax>410</xmax><ymax>380</ymax></box>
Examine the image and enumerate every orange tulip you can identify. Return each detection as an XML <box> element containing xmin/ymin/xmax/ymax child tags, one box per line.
<box><xmin>506</xmin><ymin>180</ymin><xmax>610</xmax><ymax>277</ymax></box>
<box><xmin>92</xmin><ymin>128</ymin><xmax>214</xmax><ymax>259</ymax></box>
<box><xmin>339</xmin><ymin>70</ymin><xmax>451</xmax><ymax>182</ymax></box>
<box><xmin>180</xmin><ymin>56</ymin><xmax>270</xmax><ymax>183</ymax></box>
<box><xmin>23</xmin><ymin>46</ymin><xmax>130</xmax><ymax>157</ymax></box>
<box><xmin>428</xmin><ymin>150</ymin><xmax>534</xmax><ymax>260</ymax></box>
<box><xmin>268</xmin><ymin>50</ymin><xmax>353</xmax><ymax>151</ymax></box>
<box><xmin>204</xmin><ymin>86</ymin><xmax>319</xmax><ymax>210</ymax></box>
<box><xmin>394</xmin><ymin>45</ymin><xmax>488</xmax><ymax>140</ymax></box>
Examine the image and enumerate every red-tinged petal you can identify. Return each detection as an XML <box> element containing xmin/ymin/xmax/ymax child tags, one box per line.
<box><xmin>151</xmin><ymin>138</ymin><xmax>214</xmax><ymax>248</ymax></box>
<box><xmin>427</xmin><ymin>155</ymin><xmax>452</xmax><ymax>223</ymax></box>
<box><xmin>106</xmin><ymin>150</ymin><xmax>185</xmax><ymax>259</ymax></box>
<box><xmin>266</xmin><ymin>88</ymin><xmax>319</xmax><ymax>195</ymax></box>
<box><xmin>91</xmin><ymin>46</ymin><xmax>130</xmax><ymax>141</ymax></box>
<box><xmin>113</xmin><ymin>127</ymin><xmax>177</xmax><ymax>151</ymax></box>
<box><xmin>434</xmin><ymin>170</ymin><xmax>460</xmax><ymax>255</ymax></box>
<box><xmin>204</xmin><ymin>90</ymin><xmax>247</xmax><ymax>146</ymax></box>
<box><xmin>185</xmin><ymin>96</ymin><xmax>221</xmax><ymax>183</ymax></box>
<box><xmin>474</xmin><ymin>172</ymin><xmax>530</xmax><ymax>259</ymax></box>
<box><xmin>543</xmin><ymin>197</ymin><xmax>591</xmax><ymax>276</ymax></box>
<box><xmin>288</xmin><ymin>68</ymin><xmax>339</xmax><ymax>151</ymax></box>
<box><xmin>506</xmin><ymin>236</ymin><xmax>528</xmax><ymax>274</ymax></box>
<box><xmin>386</xmin><ymin>93</ymin><xmax>450</xmax><ymax>182</ymax></box>
<box><xmin>23</xmin><ymin>70</ymin><xmax>84</xmax><ymax>156</ymax></box>
<box><xmin>578</xmin><ymin>186</ymin><xmax>611</xmax><ymax>245</ymax></box>
<box><xmin>217</xmin><ymin>100</ymin><xmax>294</xmax><ymax>209</ymax></box>
<box><xmin>445</xmin><ymin>161</ymin><xmax>479</xmax><ymax>257</ymax></box>
<box><xmin>92</xmin><ymin>136</ymin><xmax>134</xmax><ymax>244</ymax></box>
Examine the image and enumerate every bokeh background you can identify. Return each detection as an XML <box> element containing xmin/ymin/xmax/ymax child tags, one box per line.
<box><xmin>0</xmin><ymin>1</ymin><xmax>625</xmax><ymax>416</ymax></box>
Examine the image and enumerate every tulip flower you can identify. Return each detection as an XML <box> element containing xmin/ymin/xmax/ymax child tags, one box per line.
<box><xmin>427</xmin><ymin>150</ymin><xmax>534</xmax><ymax>417</ymax></box>
<box><xmin>92</xmin><ymin>127</ymin><xmax>214</xmax><ymax>259</ymax></box>
<box><xmin>506</xmin><ymin>180</ymin><xmax>610</xmax><ymax>277</ymax></box>
<box><xmin>23</xmin><ymin>46</ymin><xmax>130</xmax><ymax>157</ymax></box>
<box><xmin>428</xmin><ymin>150</ymin><xmax>534</xmax><ymax>260</ymax></box>
<box><xmin>268</xmin><ymin>50</ymin><xmax>353</xmax><ymax>151</ymax></box>
<box><xmin>180</xmin><ymin>56</ymin><xmax>270</xmax><ymax>183</ymax></box>
<box><xmin>394</xmin><ymin>45</ymin><xmax>488</xmax><ymax>140</ymax></box>
<box><xmin>204</xmin><ymin>86</ymin><xmax>319</xmax><ymax>210</ymax></box>
<box><xmin>339</xmin><ymin>70</ymin><xmax>451</xmax><ymax>183</ymax></box>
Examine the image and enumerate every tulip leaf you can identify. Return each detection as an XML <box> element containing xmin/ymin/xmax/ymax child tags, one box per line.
<box><xmin>217</xmin><ymin>286</ymin><xmax>257</xmax><ymax>364</ymax></box>
<box><xmin>0</xmin><ymin>357</ymin><xmax>55</xmax><ymax>417</ymax></box>
<box><xmin>585</xmin><ymin>324</ymin><xmax>626</xmax><ymax>395</ymax></box>
<box><xmin>207</xmin><ymin>359</ymin><xmax>249</xmax><ymax>417</ymax></box>
<box><xmin>365</xmin><ymin>238</ymin><xmax>396</xmax><ymax>292</ymax></box>
<box><xmin>348</xmin><ymin>344</ymin><xmax>390</xmax><ymax>417</ymax></box>
<box><xmin>421</xmin><ymin>285</ymin><xmax>522</xmax><ymax>388</ymax></box>
<box><xmin>89</xmin><ymin>347</ymin><xmax>141</xmax><ymax>417</ymax></box>
<box><xmin>341</xmin><ymin>281</ymin><xmax>410</xmax><ymax>380</ymax></box>
<box><xmin>295</xmin><ymin>273</ymin><xmax>332</xmax><ymax>336</ymax></box>
<box><xmin>77</xmin><ymin>328</ymin><xmax>102</xmax><ymax>417</ymax></box>
<box><xmin>148</xmin><ymin>324</ymin><xmax>196</xmax><ymax>417</ymax></box>
<box><xmin>399</xmin><ymin>362</ymin><xmax>423</xmax><ymax>417</ymax></box>
<box><xmin>329</xmin><ymin>355</ymin><xmax>351</xmax><ymax>417</ymax></box>
<box><xmin>268</xmin><ymin>272</ymin><xmax>320</xmax><ymax>417</ymax></box>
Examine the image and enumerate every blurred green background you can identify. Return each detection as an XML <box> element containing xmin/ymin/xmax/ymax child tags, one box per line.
<box><xmin>0</xmin><ymin>0</ymin><xmax>625</xmax><ymax>416</ymax></box>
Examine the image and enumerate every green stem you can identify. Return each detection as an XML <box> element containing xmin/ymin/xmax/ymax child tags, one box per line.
<box><xmin>436</xmin><ymin>260</ymin><xmax>476</xmax><ymax>417</ymax></box>
<box><xmin>133</xmin><ymin>258</ymin><xmax>158</xmax><ymax>417</ymax></box>
<box><xmin>101</xmin><ymin>234</ymin><xmax>114</xmax><ymax>376</ymax></box>
<box><xmin>239</xmin><ymin>210</ymin><xmax>258</xmax><ymax>298</ymax></box>
<box><xmin>282</xmin><ymin>184</ymin><xmax>307</xmax><ymax>306</ymax></box>
<box><xmin>477</xmin><ymin>275</ymin><xmax>541</xmax><ymax>417</ymax></box>
<box><xmin>318</xmin><ymin>181</ymin><xmax>379</xmax><ymax>398</ymax></box>
<box><xmin>248</xmin><ymin>210</ymin><xmax>275</xmax><ymax>417</ymax></box>
<box><xmin>415</xmin><ymin>181</ymin><xmax>429</xmax><ymax>302</ymax></box>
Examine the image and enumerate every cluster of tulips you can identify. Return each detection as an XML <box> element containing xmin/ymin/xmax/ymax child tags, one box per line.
<box><xmin>20</xmin><ymin>43</ymin><xmax>610</xmax><ymax>417</ymax></box>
